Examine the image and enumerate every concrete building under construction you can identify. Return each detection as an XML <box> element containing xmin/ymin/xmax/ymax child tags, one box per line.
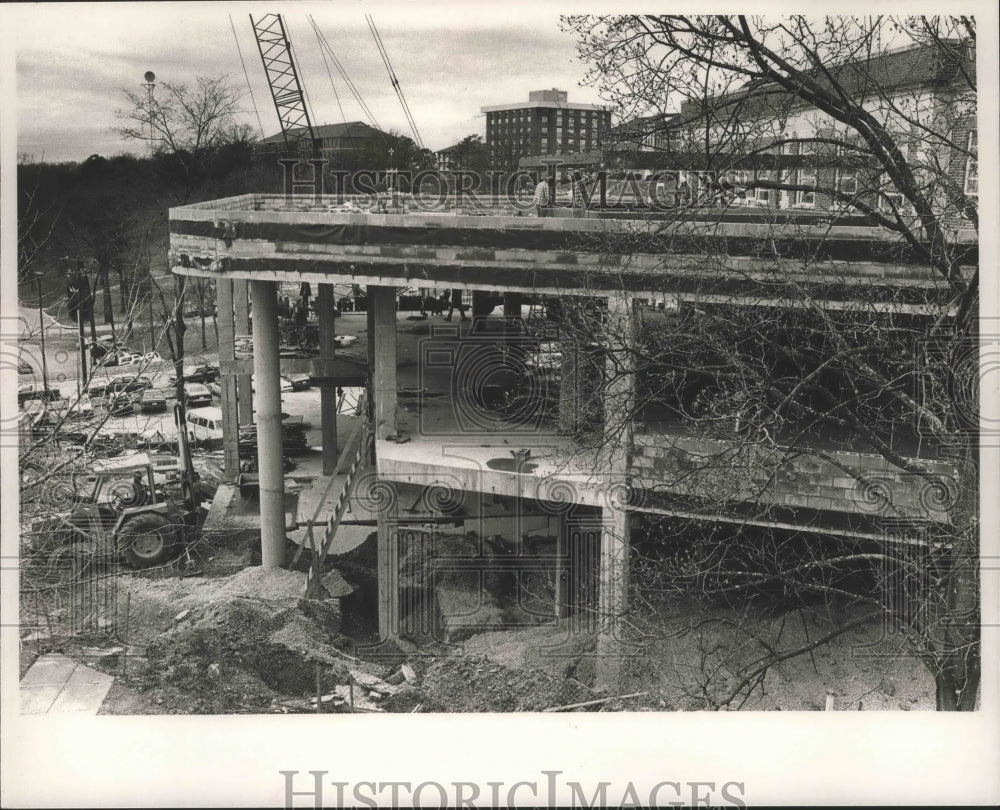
<box><xmin>169</xmin><ymin>193</ymin><xmax>974</xmax><ymax>682</ymax></box>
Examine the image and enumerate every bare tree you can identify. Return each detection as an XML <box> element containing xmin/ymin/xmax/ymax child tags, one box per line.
<box><xmin>555</xmin><ymin>14</ymin><xmax>978</xmax><ymax>709</ymax></box>
<box><xmin>115</xmin><ymin>74</ymin><xmax>255</xmax><ymax>202</ymax></box>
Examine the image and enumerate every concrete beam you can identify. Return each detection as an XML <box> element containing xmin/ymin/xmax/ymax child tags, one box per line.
<box><xmin>317</xmin><ymin>283</ymin><xmax>338</xmax><ymax>475</ymax></box>
<box><xmin>250</xmin><ymin>280</ymin><xmax>286</xmax><ymax>569</ymax></box>
<box><xmin>215</xmin><ymin>278</ymin><xmax>240</xmax><ymax>482</ymax></box>
<box><xmin>370</xmin><ymin>285</ymin><xmax>399</xmax><ymax>440</ymax></box>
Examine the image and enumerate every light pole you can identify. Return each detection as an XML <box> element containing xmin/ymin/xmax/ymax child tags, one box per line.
<box><xmin>142</xmin><ymin>72</ymin><xmax>156</xmax><ymax>352</ymax></box>
<box><xmin>142</xmin><ymin>71</ymin><xmax>156</xmax><ymax>157</ymax></box>
<box><xmin>387</xmin><ymin>147</ymin><xmax>396</xmax><ymax>205</ymax></box>
<box><xmin>33</xmin><ymin>272</ymin><xmax>49</xmax><ymax>394</ymax></box>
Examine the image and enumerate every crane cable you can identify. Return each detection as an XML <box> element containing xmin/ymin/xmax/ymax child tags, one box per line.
<box><xmin>365</xmin><ymin>14</ymin><xmax>424</xmax><ymax>149</ymax></box>
<box><xmin>229</xmin><ymin>13</ymin><xmax>267</xmax><ymax>140</ymax></box>
<box><xmin>311</xmin><ymin>16</ymin><xmax>347</xmax><ymax>125</ymax></box>
<box><xmin>308</xmin><ymin>15</ymin><xmax>383</xmax><ymax>133</ymax></box>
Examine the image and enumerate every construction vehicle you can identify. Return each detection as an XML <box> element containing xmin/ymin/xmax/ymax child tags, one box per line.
<box><xmin>52</xmin><ymin>451</ymin><xmax>206</xmax><ymax>569</ymax></box>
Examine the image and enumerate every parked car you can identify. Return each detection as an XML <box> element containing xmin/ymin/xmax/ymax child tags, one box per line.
<box><xmin>18</xmin><ymin>384</ymin><xmax>62</xmax><ymax>406</ymax></box>
<box><xmin>92</xmin><ymin>343</ymin><xmax>141</xmax><ymax>368</ymax></box>
<box><xmin>280</xmin><ymin>373</ymin><xmax>312</xmax><ymax>392</ymax></box>
<box><xmin>184</xmin><ymin>382</ymin><xmax>214</xmax><ymax>408</ymax></box>
<box><xmin>139</xmin><ymin>387</ymin><xmax>169</xmax><ymax>413</ymax></box>
<box><xmin>170</xmin><ymin>364</ymin><xmax>220</xmax><ymax>384</ymax></box>
<box><xmin>106</xmin><ymin>374</ymin><xmax>152</xmax><ymax>396</ymax></box>
<box><xmin>525</xmin><ymin>341</ymin><xmax>563</xmax><ymax>378</ymax></box>
<box><xmin>107</xmin><ymin>390</ymin><xmax>135</xmax><ymax>416</ymax></box>
<box><xmin>29</xmin><ymin>394</ymin><xmax>93</xmax><ymax>423</ymax></box>
<box><xmin>115</xmin><ymin>351</ymin><xmax>144</xmax><ymax>366</ymax></box>
<box><xmin>185</xmin><ymin>407</ymin><xmax>224</xmax><ymax>446</ymax></box>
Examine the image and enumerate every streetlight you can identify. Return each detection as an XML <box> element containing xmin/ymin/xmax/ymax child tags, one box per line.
<box><xmin>142</xmin><ymin>72</ymin><xmax>157</xmax><ymax>350</ymax></box>
<box><xmin>387</xmin><ymin>147</ymin><xmax>396</xmax><ymax>205</ymax></box>
<box><xmin>142</xmin><ymin>71</ymin><xmax>156</xmax><ymax>158</ymax></box>
<box><xmin>33</xmin><ymin>271</ymin><xmax>49</xmax><ymax>394</ymax></box>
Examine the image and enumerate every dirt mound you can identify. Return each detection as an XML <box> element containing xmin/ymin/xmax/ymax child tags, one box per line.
<box><xmin>619</xmin><ymin>600</ymin><xmax>936</xmax><ymax>711</ymax></box>
<box><xmin>120</xmin><ymin>566</ymin><xmax>389</xmax><ymax>713</ymax></box>
<box><xmin>456</xmin><ymin>624</ymin><xmax>597</xmax><ymax>684</ymax></box>
<box><xmin>418</xmin><ymin>654</ymin><xmax>593</xmax><ymax>712</ymax></box>
<box><xmin>117</xmin><ymin>565</ymin><xmax>308</xmax><ymax>648</ymax></box>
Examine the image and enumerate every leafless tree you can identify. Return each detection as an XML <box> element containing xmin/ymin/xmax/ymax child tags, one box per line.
<box><xmin>115</xmin><ymin>74</ymin><xmax>255</xmax><ymax>202</ymax></box>
<box><xmin>552</xmin><ymin>14</ymin><xmax>978</xmax><ymax>709</ymax></box>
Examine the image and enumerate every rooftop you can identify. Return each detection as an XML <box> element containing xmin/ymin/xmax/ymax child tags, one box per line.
<box><xmin>169</xmin><ymin>193</ymin><xmax>974</xmax><ymax>311</ymax></box>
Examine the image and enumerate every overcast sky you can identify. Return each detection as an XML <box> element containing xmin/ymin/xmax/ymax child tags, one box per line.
<box><xmin>10</xmin><ymin>0</ymin><xmax>615</xmax><ymax>163</ymax></box>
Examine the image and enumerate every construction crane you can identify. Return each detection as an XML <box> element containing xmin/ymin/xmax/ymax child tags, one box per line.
<box><xmin>250</xmin><ymin>13</ymin><xmax>319</xmax><ymax>156</ymax></box>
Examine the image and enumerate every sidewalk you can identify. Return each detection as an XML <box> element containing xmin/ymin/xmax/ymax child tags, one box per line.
<box><xmin>20</xmin><ymin>653</ymin><xmax>114</xmax><ymax>715</ymax></box>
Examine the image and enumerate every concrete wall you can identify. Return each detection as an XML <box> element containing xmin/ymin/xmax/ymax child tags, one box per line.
<box><xmin>632</xmin><ymin>432</ymin><xmax>958</xmax><ymax>524</ymax></box>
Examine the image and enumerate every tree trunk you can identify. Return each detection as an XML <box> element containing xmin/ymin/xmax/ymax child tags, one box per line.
<box><xmin>932</xmin><ymin>437</ymin><xmax>980</xmax><ymax>711</ymax></box>
<box><xmin>98</xmin><ymin>263</ymin><xmax>117</xmax><ymax>347</ymax></box>
<box><xmin>119</xmin><ymin>266</ymin><xmax>128</xmax><ymax>315</ymax></box>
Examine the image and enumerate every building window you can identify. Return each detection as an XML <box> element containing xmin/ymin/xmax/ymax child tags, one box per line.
<box><xmin>794</xmin><ymin>167</ymin><xmax>817</xmax><ymax>208</ymax></box>
<box><xmin>877</xmin><ymin>137</ymin><xmax>911</xmax><ymax>215</ymax></box>
<box><xmin>965</xmin><ymin>130</ymin><xmax>978</xmax><ymax>196</ymax></box>
<box><xmin>751</xmin><ymin>170</ymin><xmax>776</xmax><ymax>205</ymax></box>
<box><xmin>729</xmin><ymin>169</ymin><xmax>751</xmax><ymax>204</ymax></box>
<box><xmin>834</xmin><ymin>168</ymin><xmax>858</xmax><ymax>209</ymax></box>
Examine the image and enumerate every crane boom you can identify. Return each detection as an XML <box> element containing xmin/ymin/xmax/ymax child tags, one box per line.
<box><xmin>250</xmin><ymin>13</ymin><xmax>318</xmax><ymax>154</ymax></box>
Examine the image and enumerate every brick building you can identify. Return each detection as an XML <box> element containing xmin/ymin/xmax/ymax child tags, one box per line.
<box><xmin>256</xmin><ymin>121</ymin><xmax>387</xmax><ymax>158</ymax></box>
<box><xmin>482</xmin><ymin>89</ymin><xmax>612</xmax><ymax>169</ymax></box>
<box><xmin>667</xmin><ymin>41</ymin><xmax>977</xmax><ymax>216</ymax></box>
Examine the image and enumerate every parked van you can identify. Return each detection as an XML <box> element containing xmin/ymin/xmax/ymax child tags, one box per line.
<box><xmin>185</xmin><ymin>406</ymin><xmax>224</xmax><ymax>448</ymax></box>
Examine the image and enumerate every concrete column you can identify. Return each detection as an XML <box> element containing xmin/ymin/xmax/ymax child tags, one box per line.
<box><xmin>317</xmin><ymin>283</ymin><xmax>338</xmax><ymax>475</ymax></box>
<box><xmin>250</xmin><ymin>280</ymin><xmax>286</xmax><ymax>569</ymax></box>
<box><xmin>371</xmin><ymin>285</ymin><xmax>399</xmax><ymax>639</ymax></box>
<box><xmin>595</xmin><ymin>293</ymin><xmax>636</xmax><ymax>689</ymax></box>
<box><xmin>558</xmin><ymin>297</ymin><xmax>587</xmax><ymax>435</ymax></box>
<box><xmin>377</xmin><ymin>511</ymin><xmax>400</xmax><ymax>641</ymax></box>
<box><xmin>558</xmin><ymin>341</ymin><xmax>580</xmax><ymax>435</ymax></box>
<box><xmin>370</xmin><ymin>285</ymin><xmax>398</xmax><ymax>440</ymax></box>
<box><xmin>503</xmin><ymin>292</ymin><xmax>521</xmax><ymax>320</ymax></box>
<box><xmin>556</xmin><ymin>514</ymin><xmax>569</xmax><ymax>620</ymax></box>
<box><xmin>595</xmin><ymin>507</ymin><xmax>630</xmax><ymax>689</ymax></box>
<box><xmin>448</xmin><ymin>288</ymin><xmax>466</xmax><ymax>321</ymax></box>
<box><xmin>215</xmin><ymin>278</ymin><xmax>240</xmax><ymax>482</ymax></box>
<box><xmin>471</xmin><ymin>290</ymin><xmax>491</xmax><ymax>319</ymax></box>
<box><xmin>233</xmin><ymin>279</ymin><xmax>253</xmax><ymax>425</ymax></box>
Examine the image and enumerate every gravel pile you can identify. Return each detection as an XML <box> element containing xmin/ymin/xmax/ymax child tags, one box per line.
<box><xmin>418</xmin><ymin>655</ymin><xmax>593</xmax><ymax>712</ymax></box>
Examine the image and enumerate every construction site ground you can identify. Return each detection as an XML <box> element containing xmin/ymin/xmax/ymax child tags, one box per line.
<box><xmin>19</xmin><ymin>553</ymin><xmax>938</xmax><ymax>714</ymax></box>
<box><xmin>19</xmin><ymin>298</ymin><xmax>938</xmax><ymax>713</ymax></box>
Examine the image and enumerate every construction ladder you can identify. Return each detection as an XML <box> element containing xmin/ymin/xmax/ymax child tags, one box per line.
<box><xmin>301</xmin><ymin>392</ymin><xmax>373</xmax><ymax>597</ymax></box>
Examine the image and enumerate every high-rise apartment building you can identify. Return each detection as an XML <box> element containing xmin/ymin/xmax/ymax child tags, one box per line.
<box><xmin>481</xmin><ymin>89</ymin><xmax>611</xmax><ymax>169</ymax></box>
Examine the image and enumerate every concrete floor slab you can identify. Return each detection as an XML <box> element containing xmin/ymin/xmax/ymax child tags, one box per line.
<box><xmin>49</xmin><ymin>678</ymin><xmax>114</xmax><ymax>713</ymax></box>
<box><xmin>19</xmin><ymin>653</ymin><xmax>77</xmax><ymax>686</ymax></box>
<box><xmin>20</xmin><ymin>685</ymin><xmax>62</xmax><ymax>715</ymax></box>
<box><xmin>19</xmin><ymin>654</ymin><xmax>114</xmax><ymax>715</ymax></box>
